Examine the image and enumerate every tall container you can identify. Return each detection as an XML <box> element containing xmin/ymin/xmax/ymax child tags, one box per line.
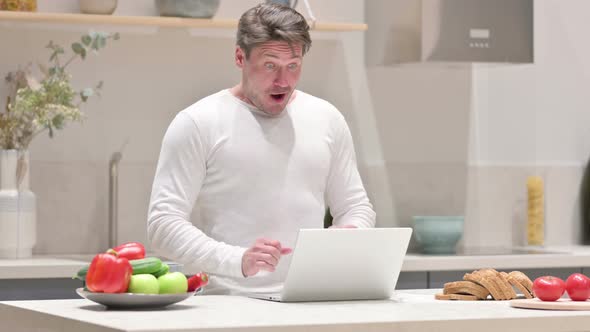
<box><xmin>0</xmin><ymin>150</ymin><xmax>37</xmax><ymax>258</ymax></box>
<box><xmin>526</xmin><ymin>175</ymin><xmax>544</xmax><ymax>246</ymax></box>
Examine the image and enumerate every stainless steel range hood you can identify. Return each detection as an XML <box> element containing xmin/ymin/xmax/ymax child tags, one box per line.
<box><xmin>422</xmin><ymin>0</ymin><xmax>533</xmax><ymax>63</ymax></box>
<box><xmin>365</xmin><ymin>0</ymin><xmax>534</xmax><ymax>65</ymax></box>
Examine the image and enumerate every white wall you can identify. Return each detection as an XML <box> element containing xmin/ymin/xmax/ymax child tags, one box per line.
<box><xmin>365</xmin><ymin>0</ymin><xmax>590</xmax><ymax>250</ymax></box>
<box><xmin>3</xmin><ymin>0</ymin><xmax>589</xmax><ymax>255</ymax></box>
<box><xmin>473</xmin><ymin>1</ymin><xmax>590</xmax><ymax>165</ymax></box>
<box><xmin>1</xmin><ymin>0</ymin><xmax>381</xmax><ymax>254</ymax></box>
<box><xmin>466</xmin><ymin>0</ymin><xmax>590</xmax><ymax>248</ymax></box>
<box><xmin>364</xmin><ymin>0</ymin><xmax>472</xmax><ymax>253</ymax></box>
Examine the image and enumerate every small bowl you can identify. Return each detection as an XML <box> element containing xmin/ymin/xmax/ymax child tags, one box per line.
<box><xmin>412</xmin><ymin>216</ymin><xmax>464</xmax><ymax>254</ymax></box>
<box><xmin>155</xmin><ymin>0</ymin><xmax>220</xmax><ymax>18</ymax></box>
<box><xmin>79</xmin><ymin>0</ymin><xmax>117</xmax><ymax>15</ymax></box>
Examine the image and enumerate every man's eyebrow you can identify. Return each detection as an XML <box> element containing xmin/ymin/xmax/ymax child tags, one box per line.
<box><xmin>261</xmin><ymin>51</ymin><xmax>302</xmax><ymax>60</ymax></box>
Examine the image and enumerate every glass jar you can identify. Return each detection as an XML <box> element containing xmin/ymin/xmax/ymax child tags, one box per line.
<box><xmin>0</xmin><ymin>0</ymin><xmax>37</xmax><ymax>12</ymax></box>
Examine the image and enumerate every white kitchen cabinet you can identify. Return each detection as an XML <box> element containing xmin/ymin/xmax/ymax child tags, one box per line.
<box><xmin>0</xmin><ymin>278</ymin><xmax>81</xmax><ymax>301</ymax></box>
<box><xmin>396</xmin><ymin>272</ymin><xmax>428</xmax><ymax>290</ymax></box>
<box><xmin>2</xmin><ymin>275</ymin><xmax>425</xmax><ymax>300</ymax></box>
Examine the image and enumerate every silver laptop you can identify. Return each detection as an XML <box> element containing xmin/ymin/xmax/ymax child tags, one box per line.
<box><xmin>246</xmin><ymin>227</ymin><xmax>412</xmax><ymax>302</ymax></box>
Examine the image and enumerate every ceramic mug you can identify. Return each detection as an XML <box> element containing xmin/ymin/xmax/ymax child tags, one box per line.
<box><xmin>266</xmin><ymin>0</ymin><xmax>298</xmax><ymax>8</ymax></box>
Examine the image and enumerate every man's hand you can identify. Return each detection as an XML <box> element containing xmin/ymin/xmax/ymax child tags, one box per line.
<box><xmin>242</xmin><ymin>238</ymin><xmax>292</xmax><ymax>277</ymax></box>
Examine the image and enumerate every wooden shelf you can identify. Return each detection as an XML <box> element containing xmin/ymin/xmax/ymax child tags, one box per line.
<box><xmin>0</xmin><ymin>11</ymin><xmax>367</xmax><ymax>32</ymax></box>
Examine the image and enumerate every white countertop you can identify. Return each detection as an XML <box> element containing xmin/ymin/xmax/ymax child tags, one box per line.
<box><xmin>0</xmin><ymin>253</ymin><xmax>168</xmax><ymax>279</ymax></box>
<box><xmin>403</xmin><ymin>245</ymin><xmax>590</xmax><ymax>272</ymax></box>
<box><xmin>3</xmin><ymin>246</ymin><xmax>590</xmax><ymax>279</ymax></box>
<box><xmin>2</xmin><ymin>289</ymin><xmax>590</xmax><ymax>332</ymax></box>
<box><xmin>0</xmin><ymin>254</ymin><xmax>90</xmax><ymax>279</ymax></box>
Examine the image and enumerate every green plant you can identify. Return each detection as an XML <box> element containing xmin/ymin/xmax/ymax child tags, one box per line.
<box><xmin>1</xmin><ymin>31</ymin><xmax>120</xmax><ymax>150</ymax></box>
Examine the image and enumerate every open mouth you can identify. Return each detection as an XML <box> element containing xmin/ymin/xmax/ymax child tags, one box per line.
<box><xmin>270</xmin><ymin>93</ymin><xmax>287</xmax><ymax>102</ymax></box>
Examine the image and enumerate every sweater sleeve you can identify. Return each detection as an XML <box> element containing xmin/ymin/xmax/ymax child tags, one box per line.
<box><xmin>325</xmin><ymin>113</ymin><xmax>377</xmax><ymax>228</ymax></box>
<box><xmin>147</xmin><ymin>111</ymin><xmax>247</xmax><ymax>278</ymax></box>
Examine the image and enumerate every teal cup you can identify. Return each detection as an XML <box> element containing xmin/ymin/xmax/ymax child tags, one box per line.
<box><xmin>412</xmin><ymin>216</ymin><xmax>464</xmax><ymax>254</ymax></box>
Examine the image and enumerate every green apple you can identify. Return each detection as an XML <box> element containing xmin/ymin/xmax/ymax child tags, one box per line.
<box><xmin>128</xmin><ymin>274</ymin><xmax>159</xmax><ymax>294</ymax></box>
<box><xmin>158</xmin><ymin>272</ymin><xmax>188</xmax><ymax>294</ymax></box>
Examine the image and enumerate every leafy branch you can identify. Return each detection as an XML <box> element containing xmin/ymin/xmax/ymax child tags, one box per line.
<box><xmin>0</xmin><ymin>31</ymin><xmax>119</xmax><ymax>150</ymax></box>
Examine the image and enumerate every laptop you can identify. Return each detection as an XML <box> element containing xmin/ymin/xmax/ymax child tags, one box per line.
<box><xmin>246</xmin><ymin>227</ymin><xmax>412</xmax><ymax>302</ymax></box>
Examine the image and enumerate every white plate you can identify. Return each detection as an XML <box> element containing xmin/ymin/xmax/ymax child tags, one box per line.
<box><xmin>76</xmin><ymin>288</ymin><xmax>199</xmax><ymax>309</ymax></box>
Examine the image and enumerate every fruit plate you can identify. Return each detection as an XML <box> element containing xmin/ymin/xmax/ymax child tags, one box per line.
<box><xmin>76</xmin><ymin>288</ymin><xmax>201</xmax><ymax>309</ymax></box>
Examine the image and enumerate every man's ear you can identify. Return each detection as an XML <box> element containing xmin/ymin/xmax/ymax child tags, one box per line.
<box><xmin>235</xmin><ymin>46</ymin><xmax>245</xmax><ymax>68</ymax></box>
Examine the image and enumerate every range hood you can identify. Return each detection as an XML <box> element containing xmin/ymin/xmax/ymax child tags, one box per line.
<box><xmin>365</xmin><ymin>0</ymin><xmax>534</xmax><ymax>65</ymax></box>
<box><xmin>421</xmin><ymin>0</ymin><xmax>533</xmax><ymax>63</ymax></box>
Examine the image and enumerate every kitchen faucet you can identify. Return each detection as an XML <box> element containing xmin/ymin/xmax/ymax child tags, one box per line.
<box><xmin>108</xmin><ymin>139</ymin><xmax>129</xmax><ymax>249</ymax></box>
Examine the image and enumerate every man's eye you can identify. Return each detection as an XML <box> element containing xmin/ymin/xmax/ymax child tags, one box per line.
<box><xmin>265</xmin><ymin>63</ymin><xmax>275</xmax><ymax>70</ymax></box>
<box><xmin>288</xmin><ymin>63</ymin><xmax>298</xmax><ymax>70</ymax></box>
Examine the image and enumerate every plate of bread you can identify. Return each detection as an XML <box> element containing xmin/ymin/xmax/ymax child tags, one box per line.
<box><xmin>435</xmin><ymin>268</ymin><xmax>533</xmax><ymax>301</ymax></box>
<box><xmin>435</xmin><ymin>268</ymin><xmax>590</xmax><ymax>310</ymax></box>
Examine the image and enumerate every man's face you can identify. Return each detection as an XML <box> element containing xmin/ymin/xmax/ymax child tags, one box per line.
<box><xmin>236</xmin><ymin>41</ymin><xmax>303</xmax><ymax>116</ymax></box>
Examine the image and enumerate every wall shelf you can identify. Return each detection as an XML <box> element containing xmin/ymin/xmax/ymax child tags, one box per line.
<box><xmin>0</xmin><ymin>11</ymin><xmax>367</xmax><ymax>32</ymax></box>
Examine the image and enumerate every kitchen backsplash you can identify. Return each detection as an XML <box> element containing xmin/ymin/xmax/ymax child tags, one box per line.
<box><xmin>462</xmin><ymin>164</ymin><xmax>584</xmax><ymax>249</ymax></box>
<box><xmin>29</xmin><ymin>159</ymin><xmax>585</xmax><ymax>254</ymax></box>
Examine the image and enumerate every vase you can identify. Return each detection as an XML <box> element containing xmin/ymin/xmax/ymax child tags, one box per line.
<box><xmin>0</xmin><ymin>150</ymin><xmax>37</xmax><ymax>258</ymax></box>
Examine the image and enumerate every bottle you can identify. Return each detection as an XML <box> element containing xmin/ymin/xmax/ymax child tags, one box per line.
<box><xmin>526</xmin><ymin>175</ymin><xmax>544</xmax><ymax>246</ymax></box>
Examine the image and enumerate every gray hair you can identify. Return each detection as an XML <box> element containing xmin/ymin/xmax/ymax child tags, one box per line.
<box><xmin>236</xmin><ymin>3</ymin><xmax>312</xmax><ymax>59</ymax></box>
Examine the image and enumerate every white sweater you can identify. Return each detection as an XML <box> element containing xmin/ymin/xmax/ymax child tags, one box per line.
<box><xmin>147</xmin><ymin>89</ymin><xmax>375</xmax><ymax>294</ymax></box>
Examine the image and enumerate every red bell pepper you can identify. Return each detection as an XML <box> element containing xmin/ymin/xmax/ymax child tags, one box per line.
<box><xmin>112</xmin><ymin>242</ymin><xmax>146</xmax><ymax>260</ymax></box>
<box><xmin>187</xmin><ymin>272</ymin><xmax>209</xmax><ymax>292</ymax></box>
<box><xmin>86</xmin><ymin>249</ymin><xmax>132</xmax><ymax>293</ymax></box>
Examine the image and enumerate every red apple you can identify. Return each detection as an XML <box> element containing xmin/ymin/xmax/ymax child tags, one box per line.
<box><xmin>565</xmin><ymin>273</ymin><xmax>590</xmax><ymax>301</ymax></box>
<box><xmin>533</xmin><ymin>276</ymin><xmax>566</xmax><ymax>301</ymax></box>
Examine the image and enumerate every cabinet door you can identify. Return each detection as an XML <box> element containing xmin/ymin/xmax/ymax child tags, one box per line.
<box><xmin>0</xmin><ymin>279</ymin><xmax>82</xmax><ymax>301</ymax></box>
<box><xmin>429</xmin><ymin>270</ymin><xmax>471</xmax><ymax>289</ymax></box>
<box><xmin>396</xmin><ymin>272</ymin><xmax>428</xmax><ymax>290</ymax></box>
<box><xmin>429</xmin><ymin>268</ymin><xmax>582</xmax><ymax>289</ymax></box>
<box><xmin>517</xmin><ymin>268</ymin><xmax>582</xmax><ymax>281</ymax></box>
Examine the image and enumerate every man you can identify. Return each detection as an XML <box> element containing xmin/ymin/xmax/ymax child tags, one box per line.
<box><xmin>147</xmin><ymin>3</ymin><xmax>375</xmax><ymax>295</ymax></box>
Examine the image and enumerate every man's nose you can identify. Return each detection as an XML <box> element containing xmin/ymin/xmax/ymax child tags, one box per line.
<box><xmin>273</xmin><ymin>68</ymin><xmax>289</xmax><ymax>88</ymax></box>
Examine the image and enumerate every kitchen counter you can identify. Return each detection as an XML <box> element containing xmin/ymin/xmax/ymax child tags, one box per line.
<box><xmin>2</xmin><ymin>289</ymin><xmax>590</xmax><ymax>332</ymax></box>
<box><xmin>0</xmin><ymin>253</ymin><xmax>168</xmax><ymax>279</ymax></box>
<box><xmin>0</xmin><ymin>255</ymin><xmax>90</xmax><ymax>279</ymax></box>
<box><xmin>3</xmin><ymin>246</ymin><xmax>590</xmax><ymax>279</ymax></box>
<box><xmin>403</xmin><ymin>245</ymin><xmax>590</xmax><ymax>272</ymax></box>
